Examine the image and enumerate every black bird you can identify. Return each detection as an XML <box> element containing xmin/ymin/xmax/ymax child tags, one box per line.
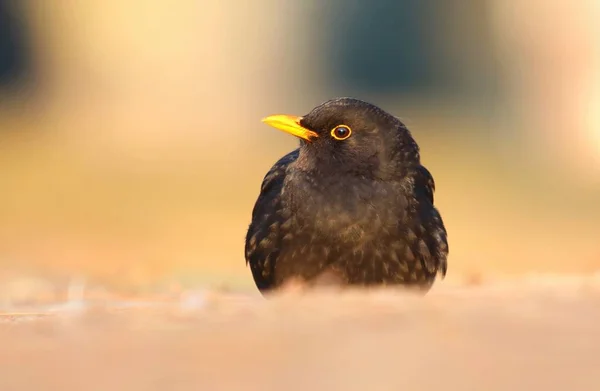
<box><xmin>245</xmin><ymin>97</ymin><xmax>448</xmax><ymax>294</ymax></box>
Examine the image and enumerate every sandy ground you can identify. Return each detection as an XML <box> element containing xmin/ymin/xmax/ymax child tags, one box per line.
<box><xmin>1</xmin><ymin>275</ymin><xmax>599</xmax><ymax>391</ymax></box>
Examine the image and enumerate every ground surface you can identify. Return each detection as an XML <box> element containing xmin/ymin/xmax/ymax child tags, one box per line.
<box><xmin>1</xmin><ymin>275</ymin><xmax>599</xmax><ymax>391</ymax></box>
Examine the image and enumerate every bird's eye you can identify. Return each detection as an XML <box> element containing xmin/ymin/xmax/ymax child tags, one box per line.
<box><xmin>330</xmin><ymin>125</ymin><xmax>352</xmax><ymax>141</ymax></box>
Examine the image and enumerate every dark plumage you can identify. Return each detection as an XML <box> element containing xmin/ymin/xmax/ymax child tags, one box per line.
<box><xmin>245</xmin><ymin>97</ymin><xmax>448</xmax><ymax>294</ymax></box>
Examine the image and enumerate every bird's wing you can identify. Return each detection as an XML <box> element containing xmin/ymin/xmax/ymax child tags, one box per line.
<box><xmin>245</xmin><ymin>149</ymin><xmax>299</xmax><ymax>291</ymax></box>
<box><xmin>412</xmin><ymin>165</ymin><xmax>449</xmax><ymax>277</ymax></box>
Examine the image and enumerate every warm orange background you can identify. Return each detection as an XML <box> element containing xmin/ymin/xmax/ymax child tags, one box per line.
<box><xmin>1</xmin><ymin>0</ymin><xmax>599</xmax><ymax>296</ymax></box>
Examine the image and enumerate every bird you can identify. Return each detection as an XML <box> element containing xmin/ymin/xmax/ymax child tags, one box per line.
<box><xmin>245</xmin><ymin>97</ymin><xmax>448</xmax><ymax>294</ymax></box>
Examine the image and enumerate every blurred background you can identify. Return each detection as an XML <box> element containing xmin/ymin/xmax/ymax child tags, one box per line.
<box><xmin>0</xmin><ymin>0</ymin><xmax>599</xmax><ymax>302</ymax></box>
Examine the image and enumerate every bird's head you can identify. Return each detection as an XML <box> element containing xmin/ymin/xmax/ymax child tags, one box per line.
<box><xmin>262</xmin><ymin>98</ymin><xmax>421</xmax><ymax>178</ymax></box>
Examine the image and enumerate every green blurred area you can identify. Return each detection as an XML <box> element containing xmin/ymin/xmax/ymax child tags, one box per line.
<box><xmin>0</xmin><ymin>0</ymin><xmax>599</xmax><ymax>294</ymax></box>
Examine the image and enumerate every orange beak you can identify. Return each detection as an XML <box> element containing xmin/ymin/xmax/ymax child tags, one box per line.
<box><xmin>261</xmin><ymin>115</ymin><xmax>318</xmax><ymax>141</ymax></box>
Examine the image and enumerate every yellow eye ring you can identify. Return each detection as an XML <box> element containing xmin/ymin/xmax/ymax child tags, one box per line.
<box><xmin>330</xmin><ymin>125</ymin><xmax>352</xmax><ymax>140</ymax></box>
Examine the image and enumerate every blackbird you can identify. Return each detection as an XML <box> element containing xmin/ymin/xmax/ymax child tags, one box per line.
<box><xmin>245</xmin><ymin>97</ymin><xmax>448</xmax><ymax>294</ymax></box>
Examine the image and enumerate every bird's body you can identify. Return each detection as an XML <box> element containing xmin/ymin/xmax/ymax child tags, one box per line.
<box><xmin>245</xmin><ymin>98</ymin><xmax>448</xmax><ymax>294</ymax></box>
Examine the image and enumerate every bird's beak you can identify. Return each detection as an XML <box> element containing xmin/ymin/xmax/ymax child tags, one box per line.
<box><xmin>261</xmin><ymin>115</ymin><xmax>318</xmax><ymax>141</ymax></box>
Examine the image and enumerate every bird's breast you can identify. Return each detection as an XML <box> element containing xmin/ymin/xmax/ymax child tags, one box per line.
<box><xmin>282</xmin><ymin>172</ymin><xmax>407</xmax><ymax>245</ymax></box>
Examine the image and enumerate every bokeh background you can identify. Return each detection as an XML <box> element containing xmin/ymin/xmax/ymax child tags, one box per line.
<box><xmin>1</xmin><ymin>0</ymin><xmax>599</xmax><ymax>302</ymax></box>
